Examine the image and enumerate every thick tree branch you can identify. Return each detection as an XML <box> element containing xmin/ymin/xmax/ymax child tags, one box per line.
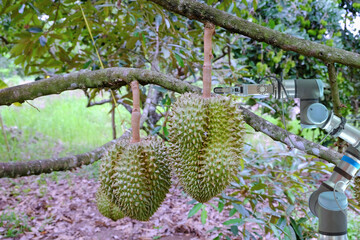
<box><xmin>0</xmin><ymin>131</ymin><xmax>131</xmax><ymax>178</ymax></box>
<box><xmin>150</xmin><ymin>0</ymin><xmax>360</xmax><ymax>68</ymax></box>
<box><xmin>0</xmin><ymin>68</ymin><xmax>200</xmax><ymax>106</ymax></box>
<box><xmin>0</xmin><ymin>68</ymin><xmax>344</xmax><ymax>178</ymax></box>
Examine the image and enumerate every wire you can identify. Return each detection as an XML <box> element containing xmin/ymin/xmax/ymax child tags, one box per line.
<box><xmin>259</xmin><ymin>75</ymin><xmax>295</xmax><ymax>149</ymax></box>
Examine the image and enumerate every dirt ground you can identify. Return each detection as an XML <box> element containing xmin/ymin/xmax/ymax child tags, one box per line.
<box><xmin>0</xmin><ymin>167</ymin><xmax>269</xmax><ymax>240</ymax></box>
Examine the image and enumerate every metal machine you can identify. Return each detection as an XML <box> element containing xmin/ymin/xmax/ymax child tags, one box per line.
<box><xmin>214</xmin><ymin>79</ymin><xmax>360</xmax><ymax>239</ymax></box>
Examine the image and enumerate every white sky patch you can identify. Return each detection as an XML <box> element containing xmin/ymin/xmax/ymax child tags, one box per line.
<box><xmin>340</xmin><ymin>13</ymin><xmax>360</xmax><ymax>35</ymax></box>
<box><xmin>39</xmin><ymin>14</ymin><xmax>49</xmax><ymax>21</ymax></box>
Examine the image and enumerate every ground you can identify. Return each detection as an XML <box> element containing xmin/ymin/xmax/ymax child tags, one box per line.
<box><xmin>0</xmin><ymin>166</ymin><xmax>267</xmax><ymax>240</ymax></box>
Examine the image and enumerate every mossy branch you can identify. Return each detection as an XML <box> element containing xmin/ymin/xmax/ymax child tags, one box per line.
<box><xmin>327</xmin><ymin>63</ymin><xmax>345</xmax><ymax>152</ymax></box>
<box><xmin>0</xmin><ymin>67</ymin><xmax>343</xmax><ymax>178</ymax></box>
<box><xmin>150</xmin><ymin>0</ymin><xmax>360</xmax><ymax>68</ymax></box>
<box><xmin>0</xmin><ymin>68</ymin><xmax>200</xmax><ymax>106</ymax></box>
<box><xmin>327</xmin><ymin>63</ymin><xmax>342</xmax><ymax>116</ymax></box>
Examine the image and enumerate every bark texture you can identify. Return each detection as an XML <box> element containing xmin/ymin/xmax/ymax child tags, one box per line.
<box><xmin>0</xmin><ymin>68</ymin><xmax>201</xmax><ymax>106</ymax></box>
<box><xmin>150</xmin><ymin>0</ymin><xmax>360</xmax><ymax>68</ymax></box>
<box><xmin>0</xmin><ymin>68</ymin><xmax>343</xmax><ymax>178</ymax></box>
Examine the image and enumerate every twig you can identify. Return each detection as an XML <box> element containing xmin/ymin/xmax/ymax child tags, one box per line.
<box><xmin>26</xmin><ymin>101</ymin><xmax>40</xmax><ymax>112</ymax></box>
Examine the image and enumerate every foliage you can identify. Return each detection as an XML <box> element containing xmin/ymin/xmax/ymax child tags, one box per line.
<box><xmin>1</xmin><ymin>0</ymin><xmax>360</xmax><ymax>238</ymax></box>
<box><xmin>0</xmin><ymin>211</ymin><xmax>31</xmax><ymax>237</ymax></box>
<box><xmin>0</xmin><ymin>90</ymin><xmax>130</xmax><ymax>161</ymax></box>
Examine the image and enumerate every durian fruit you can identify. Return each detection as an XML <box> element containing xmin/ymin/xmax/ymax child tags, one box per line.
<box><xmin>167</xmin><ymin>23</ymin><xmax>246</xmax><ymax>203</ymax></box>
<box><xmin>98</xmin><ymin>80</ymin><xmax>172</xmax><ymax>221</ymax></box>
<box><xmin>168</xmin><ymin>93</ymin><xmax>245</xmax><ymax>203</ymax></box>
<box><xmin>96</xmin><ymin>187</ymin><xmax>124</xmax><ymax>221</ymax></box>
<box><xmin>99</xmin><ymin>136</ymin><xmax>171</xmax><ymax>221</ymax></box>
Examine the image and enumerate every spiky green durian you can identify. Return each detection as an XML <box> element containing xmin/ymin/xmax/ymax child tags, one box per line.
<box><xmin>99</xmin><ymin>136</ymin><xmax>172</xmax><ymax>221</ymax></box>
<box><xmin>96</xmin><ymin>187</ymin><xmax>124</xmax><ymax>221</ymax></box>
<box><xmin>168</xmin><ymin>93</ymin><xmax>246</xmax><ymax>203</ymax></box>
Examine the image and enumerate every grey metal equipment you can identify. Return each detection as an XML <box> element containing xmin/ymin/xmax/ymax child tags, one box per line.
<box><xmin>214</xmin><ymin>79</ymin><xmax>328</xmax><ymax>128</ymax></box>
<box><xmin>214</xmin><ymin>78</ymin><xmax>360</xmax><ymax>239</ymax></box>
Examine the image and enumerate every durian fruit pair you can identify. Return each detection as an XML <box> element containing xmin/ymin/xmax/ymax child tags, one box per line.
<box><xmin>96</xmin><ymin>23</ymin><xmax>246</xmax><ymax>221</ymax></box>
<box><xmin>97</xmin><ymin>81</ymin><xmax>172</xmax><ymax>221</ymax></box>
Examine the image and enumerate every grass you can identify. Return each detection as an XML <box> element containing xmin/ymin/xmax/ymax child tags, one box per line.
<box><xmin>0</xmin><ymin>90</ymin><xmax>131</xmax><ymax>162</ymax></box>
<box><xmin>0</xmin><ymin>211</ymin><xmax>31</xmax><ymax>237</ymax></box>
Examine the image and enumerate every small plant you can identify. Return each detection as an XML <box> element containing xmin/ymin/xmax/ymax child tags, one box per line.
<box><xmin>0</xmin><ymin>211</ymin><xmax>31</xmax><ymax>237</ymax></box>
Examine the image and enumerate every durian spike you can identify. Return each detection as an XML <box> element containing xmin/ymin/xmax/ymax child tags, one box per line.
<box><xmin>203</xmin><ymin>22</ymin><xmax>215</xmax><ymax>99</ymax></box>
<box><xmin>130</xmin><ymin>80</ymin><xmax>141</xmax><ymax>143</ymax></box>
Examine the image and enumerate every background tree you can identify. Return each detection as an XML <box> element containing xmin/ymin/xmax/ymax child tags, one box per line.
<box><xmin>0</xmin><ymin>0</ymin><xmax>359</xmax><ymax>239</ymax></box>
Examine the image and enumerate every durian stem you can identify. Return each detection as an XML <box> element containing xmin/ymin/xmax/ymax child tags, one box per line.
<box><xmin>203</xmin><ymin>22</ymin><xmax>215</xmax><ymax>99</ymax></box>
<box><xmin>130</xmin><ymin>80</ymin><xmax>141</xmax><ymax>143</ymax></box>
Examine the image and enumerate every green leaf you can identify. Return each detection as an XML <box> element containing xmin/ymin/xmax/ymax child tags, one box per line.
<box><xmin>223</xmin><ymin>218</ymin><xmax>243</xmax><ymax>226</ymax></box>
<box><xmin>28</xmin><ymin>27</ymin><xmax>43</xmax><ymax>33</ymax></box>
<box><xmin>230</xmin><ymin>225</ymin><xmax>239</xmax><ymax>236</ymax></box>
<box><xmin>188</xmin><ymin>203</ymin><xmax>202</xmax><ymax>218</ymax></box>
<box><xmin>0</xmin><ymin>80</ymin><xmax>8</xmax><ymax>89</ymax></box>
<box><xmin>83</xmin><ymin>60</ymin><xmax>92</xmax><ymax>69</ymax></box>
<box><xmin>251</xmin><ymin>182</ymin><xmax>267</xmax><ymax>191</ymax></box>
<box><xmin>12</xmin><ymin>102</ymin><xmax>22</xmax><ymax>107</ymax></box>
<box><xmin>201</xmin><ymin>208</ymin><xmax>207</xmax><ymax>224</ymax></box>
<box><xmin>218</xmin><ymin>201</ymin><xmax>224</xmax><ymax>213</ymax></box>
<box><xmin>174</xmin><ymin>53</ymin><xmax>184</xmax><ymax>68</ymax></box>
<box><xmin>151</xmin><ymin>126</ymin><xmax>161</xmax><ymax>135</ymax></box>
<box><xmin>163</xmin><ymin>126</ymin><xmax>169</xmax><ymax>137</ymax></box>
<box><xmin>269</xmin><ymin>19</ymin><xmax>275</xmax><ymax>29</ymax></box>
<box><xmin>229</xmin><ymin>208</ymin><xmax>237</xmax><ymax>217</ymax></box>
<box><xmin>210</xmin><ymin>203</ymin><xmax>219</xmax><ymax>211</ymax></box>
<box><xmin>253</xmin><ymin>0</ymin><xmax>258</xmax><ymax>11</ymax></box>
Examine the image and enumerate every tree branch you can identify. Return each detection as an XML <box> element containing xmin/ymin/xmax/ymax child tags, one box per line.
<box><xmin>327</xmin><ymin>63</ymin><xmax>345</xmax><ymax>152</ymax></box>
<box><xmin>150</xmin><ymin>0</ymin><xmax>360</xmax><ymax>68</ymax></box>
<box><xmin>0</xmin><ymin>68</ymin><xmax>344</xmax><ymax>178</ymax></box>
<box><xmin>327</xmin><ymin>63</ymin><xmax>342</xmax><ymax>116</ymax></box>
<box><xmin>240</xmin><ymin>106</ymin><xmax>341</xmax><ymax>165</ymax></box>
<box><xmin>0</xmin><ymin>68</ymin><xmax>200</xmax><ymax>106</ymax></box>
<box><xmin>0</xmin><ymin>131</ymin><xmax>131</xmax><ymax>178</ymax></box>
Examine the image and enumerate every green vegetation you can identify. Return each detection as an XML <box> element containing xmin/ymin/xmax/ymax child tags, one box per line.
<box><xmin>0</xmin><ymin>0</ymin><xmax>359</xmax><ymax>238</ymax></box>
<box><xmin>0</xmin><ymin>211</ymin><xmax>31</xmax><ymax>237</ymax></box>
<box><xmin>0</xmin><ymin>88</ymin><xmax>131</xmax><ymax>162</ymax></box>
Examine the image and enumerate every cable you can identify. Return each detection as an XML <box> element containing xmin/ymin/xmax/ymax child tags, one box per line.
<box><xmin>260</xmin><ymin>75</ymin><xmax>295</xmax><ymax>149</ymax></box>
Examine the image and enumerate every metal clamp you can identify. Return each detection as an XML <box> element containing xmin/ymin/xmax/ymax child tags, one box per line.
<box><xmin>330</xmin><ymin>117</ymin><xmax>347</xmax><ymax>138</ymax></box>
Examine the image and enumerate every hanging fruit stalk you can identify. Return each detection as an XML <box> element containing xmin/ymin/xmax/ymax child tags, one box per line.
<box><xmin>168</xmin><ymin>23</ymin><xmax>246</xmax><ymax>203</ymax></box>
<box><xmin>130</xmin><ymin>80</ymin><xmax>141</xmax><ymax>143</ymax></box>
<box><xmin>202</xmin><ymin>23</ymin><xmax>215</xmax><ymax>99</ymax></box>
<box><xmin>97</xmin><ymin>80</ymin><xmax>172</xmax><ymax>221</ymax></box>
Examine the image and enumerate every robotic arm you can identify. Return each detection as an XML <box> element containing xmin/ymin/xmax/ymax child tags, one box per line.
<box><xmin>215</xmin><ymin>80</ymin><xmax>360</xmax><ymax>239</ymax></box>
